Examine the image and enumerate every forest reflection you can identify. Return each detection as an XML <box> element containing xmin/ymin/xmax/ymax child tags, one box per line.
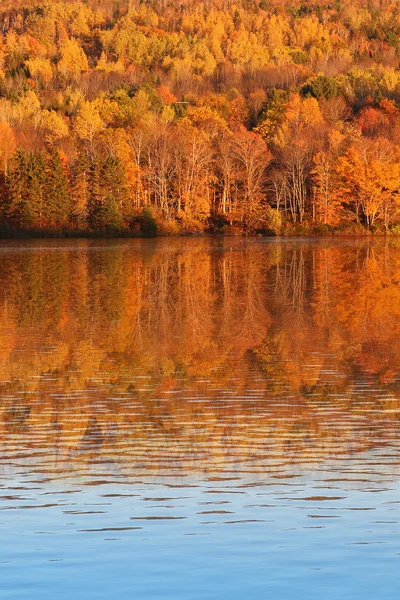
<box><xmin>1</xmin><ymin>238</ymin><xmax>400</xmax><ymax>479</ymax></box>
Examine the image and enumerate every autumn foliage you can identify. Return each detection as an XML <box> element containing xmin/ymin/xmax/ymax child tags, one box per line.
<box><xmin>2</xmin><ymin>1</ymin><xmax>400</xmax><ymax>234</ymax></box>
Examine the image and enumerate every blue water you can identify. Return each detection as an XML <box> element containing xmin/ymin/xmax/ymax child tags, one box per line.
<box><xmin>1</xmin><ymin>459</ymin><xmax>400</xmax><ymax>599</ymax></box>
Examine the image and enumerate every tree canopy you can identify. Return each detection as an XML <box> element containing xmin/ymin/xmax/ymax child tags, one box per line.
<box><xmin>2</xmin><ymin>0</ymin><xmax>400</xmax><ymax>234</ymax></box>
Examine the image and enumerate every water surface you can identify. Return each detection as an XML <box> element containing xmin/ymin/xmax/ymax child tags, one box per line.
<box><xmin>0</xmin><ymin>237</ymin><xmax>399</xmax><ymax>599</ymax></box>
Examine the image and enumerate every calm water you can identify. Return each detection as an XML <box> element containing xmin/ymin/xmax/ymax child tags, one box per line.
<box><xmin>0</xmin><ymin>237</ymin><xmax>399</xmax><ymax>599</ymax></box>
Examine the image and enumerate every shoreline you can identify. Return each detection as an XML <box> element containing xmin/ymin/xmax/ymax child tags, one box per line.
<box><xmin>0</xmin><ymin>230</ymin><xmax>394</xmax><ymax>240</ymax></box>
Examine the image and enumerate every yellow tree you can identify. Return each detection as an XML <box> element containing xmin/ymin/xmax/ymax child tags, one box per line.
<box><xmin>41</xmin><ymin>110</ymin><xmax>69</xmax><ymax>144</ymax></box>
<box><xmin>101</xmin><ymin>128</ymin><xmax>138</xmax><ymax>219</ymax></box>
<box><xmin>75</xmin><ymin>101</ymin><xmax>105</xmax><ymax>153</ymax></box>
<box><xmin>336</xmin><ymin>139</ymin><xmax>400</xmax><ymax>229</ymax></box>
<box><xmin>0</xmin><ymin>122</ymin><xmax>17</xmax><ymax>179</ymax></box>
<box><xmin>312</xmin><ymin>131</ymin><xmax>345</xmax><ymax>226</ymax></box>
<box><xmin>368</xmin><ymin>158</ymin><xmax>400</xmax><ymax>231</ymax></box>
<box><xmin>58</xmin><ymin>38</ymin><xmax>89</xmax><ymax>81</ymax></box>
<box><xmin>233</xmin><ymin>128</ymin><xmax>271</xmax><ymax>229</ymax></box>
<box><xmin>173</xmin><ymin>122</ymin><xmax>212</xmax><ymax>223</ymax></box>
<box><xmin>25</xmin><ymin>58</ymin><xmax>53</xmax><ymax>89</ymax></box>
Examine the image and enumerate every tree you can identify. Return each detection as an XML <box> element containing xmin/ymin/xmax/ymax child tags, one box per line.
<box><xmin>6</xmin><ymin>150</ymin><xmax>46</xmax><ymax>228</ymax></box>
<box><xmin>335</xmin><ymin>139</ymin><xmax>400</xmax><ymax>229</ymax></box>
<box><xmin>215</xmin><ymin>133</ymin><xmax>238</xmax><ymax>220</ymax></box>
<box><xmin>71</xmin><ymin>150</ymin><xmax>91</xmax><ymax>228</ymax></box>
<box><xmin>280</xmin><ymin>141</ymin><xmax>310</xmax><ymax>224</ymax></box>
<box><xmin>255</xmin><ymin>89</ymin><xmax>287</xmax><ymax>145</ymax></box>
<box><xmin>75</xmin><ymin>101</ymin><xmax>105</xmax><ymax>153</ymax></box>
<box><xmin>25</xmin><ymin>58</ymin><xmax>53</xmax><ymax>89</ymax></box>
<box><xmin>312</xmin><ymin>150</ymin><xmax>342</xmax><ymax>226</ymax></box>
<box><xmin>0</xmin><ymin>122</ymin><xmax>17</xmax><ymax>180</ymax></box>
<box><xmin>144</xmin><ymin>122</ymin><xmax>174</xmax><ymax>217</ymax></box>
<box><xmin>3</xmin><ymin>0</ymin><xmax>400</xmax><ymax>234</ymax></box>
<box><xmin>233</xmin><ymin>128</ymin><xmax>271</xmax><ymax>229</ymax></box>
<box><xmin>58</xmin><ymin>38</ymin><xmax>89</xmax><ymax>81</ymax></box>
<box><xmin>101</xmin><ymin>155</ymin><xmax>129</xmax><ymax>225</ymax></box>
<box><xmin>172</xmin><ymin>123</ymin><xmax>212</xmax><ymax>223</ymax></box>
<box><xmin>44</xmin><ymin>150</ymin><xmax>71</xmax><ymax>227</ymax></box>
<box><xmin>86</xmin><ymin>155</ymin><xmax>124</xmax><ymax>232</ymax></box>
<box><xmin>311</xmin><ymin>132</ymin><xmax>345</xmax><ymax>226</ymax></box>
<box><xmin>41</xmin><ymin>110</ymin><xmax>69</xmax><ymax>144</ymax></box>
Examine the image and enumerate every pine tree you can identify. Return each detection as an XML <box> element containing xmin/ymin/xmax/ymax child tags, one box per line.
<box><xmin>102</xmin><ymin>155</ymin><xmax>130</xmax><ymax>223</ymax></box>
<box><xmin>5</xmin><ymin>150</ymin><xmax>30</xmax><ymax>227</ymax></box>
<box><xmin>5</xmin><ymin>151</ymin><xmax>48</xmax><ymax>228</ymax></box>
<box><xmin>6</xmin><ymin>151</ymin><xmax>40</xmax><ymax>227</ymax></box>
<box><xmin>72</xmin><ymin>150</ymin><xmax>91</xmax><ymax>228</ymax></box>
<box><xmin>26</xmin><ymin>153</ymin><xmax>47</xmax><ymax>227</ymax></box>
<box><xmin>86</xmin><ymin>156</ymin><xmax>103</xmax><ymax>231</ymax></box>
<box><xmin>44</xmin><ymin>150</ymin><xmax>71</xmax><ymax>227</ymax></box>
<box><xmin>96</xmin><ymin>193</ymin><xmax>123</xmax><ymax>232</ymax></box>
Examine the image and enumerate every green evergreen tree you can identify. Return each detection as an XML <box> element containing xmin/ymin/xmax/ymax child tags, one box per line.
<box><xmin>5</xmin><ymin>150</ymin><xmax>30</xmax><ymax>227</ymax></box>
<box><xmin>140</xmin><ymin>207</ymin><xmax>158</xmax><ymax>237</ymax></box>
<box><xmin>5</xmin><ymin>150</ymin><xmax>47</xmax><ymax>228</ymax></box>
<box><xmin>27</xmin><ymin>153</ymin><xmax>46</xmax><ymax>226</ymax></box>
<box><xmin>86</xmin><ymin>156</ymin><xmax>103</xmax><ymax>230</ymax></box>
<box><xmin>86</xmin><ymin>155</ymin><xmax>125</xmax><ymax>231</ymax></box>
<box><xmin>102</xmin><ymin>155</ymin><xmax>129</xmax><ymax>222</ymax></box>
<box><xmin>44</xmin><ymin>150</ymin><xmax>71</xmax><ymax>226</ymax></box>
<box><xmin>96</xmin><ymin>193</ymin><xmax>123</xmax><ymax>232</ymax></box>
<box><xmin>72</xmin><ymin>150</ymin><xmax>91</xmax><ymax>228</ymax></box>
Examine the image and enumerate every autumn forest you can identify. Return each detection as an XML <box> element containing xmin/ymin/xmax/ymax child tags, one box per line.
<box><xmin>2</xmin><ymin>0</ymin><xmax>400</xmax><ymax>235</ymax></box>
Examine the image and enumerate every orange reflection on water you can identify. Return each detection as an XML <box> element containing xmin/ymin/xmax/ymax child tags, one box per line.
<box><xmin>0</xmin><ymin>238</ymin><xmax>400</xmax><ymax>479</ymax></box>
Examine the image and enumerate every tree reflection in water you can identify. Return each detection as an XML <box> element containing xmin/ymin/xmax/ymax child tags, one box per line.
<box><xmin>0</xmin><ymin>238</ymin><xmax>400</xmax><ymax>479</ymax></box>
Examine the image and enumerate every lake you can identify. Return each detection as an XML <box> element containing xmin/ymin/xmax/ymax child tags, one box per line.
<box><xmin>0</xmin><ymin>237</ymin><xmax>399</xmax><ymax>599</ymax></box>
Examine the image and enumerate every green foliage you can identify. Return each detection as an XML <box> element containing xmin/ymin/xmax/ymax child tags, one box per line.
<box><xmin>45</xmin><ymin>150</ymin><xmax>71</xmax><ymax>225</ymax></box>
<box><xmin>6</xmin><ymin>150</ymin><xmax>46</xmax><ymax>227</ymax></box>
<box><xmin>94</xmin><ymin>194</ymin><xmax>124</xmax><ymax>232</ymax></box>
<box><xmin>255</xmin><ymin>89</ymin><xmax>287</xmax><ymax>142</ymax></box>
<box><xmin>289</xmin><ymin>49</ymin><xmax>309</xmax><ymax>65</ymax></box>
<box><xmin>85</xmin><ymin>155</ymin><xmax>127</xmax><ymax>231</ymax></box>
<box><xmin>301</xmin><ymin>76</ymin><xmax>339</xmax><ymax>100</ymax></box>
<box><xmin>139</xmin><ymin>207</ymin><xmax>158</xmax><ymax>237</ymax></box>
<box><xmin>5</xmin><ymin>150</ymin><xmax>71</xmax><ymax>229</ymax></box>
<box><xmin>101</xmin><ymin>155</ymin><xmax>129</xmax><ymax>222</ymax></box>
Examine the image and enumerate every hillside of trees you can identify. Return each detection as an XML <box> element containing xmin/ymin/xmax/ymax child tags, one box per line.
<box><xmin>2</xmin><ymin>0</ymin><xmax>400</xmax><ymax>235</ymax></box>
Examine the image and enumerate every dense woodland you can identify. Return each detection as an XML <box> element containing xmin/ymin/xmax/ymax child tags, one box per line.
<box><xmin>2</xmin><ymin>1</ymin><xmax>400</xmax><ymax>234</ymax></box>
